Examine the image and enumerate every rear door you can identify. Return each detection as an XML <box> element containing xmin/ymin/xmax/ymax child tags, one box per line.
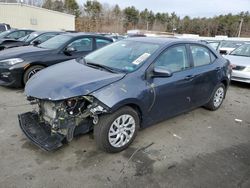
<box><xmin>188</xmin><ymin>44</ymin><xmax>219</xmax><ymax>106</ymax></box>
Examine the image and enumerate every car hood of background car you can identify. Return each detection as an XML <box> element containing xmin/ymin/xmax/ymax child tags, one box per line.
<box><xmin>25</xmin><ymin>59</ymin><xmax>126</xmax><ymax>100</ymax></box>
<box><xmin>225</xmin><ymin>55</ymin><xmax>250</xmax><ymax>66</ymax></box>
<box><xmin>0</xmin><ymin>46</ymin><xmax>52</xmax><ymax>60</ymax></box>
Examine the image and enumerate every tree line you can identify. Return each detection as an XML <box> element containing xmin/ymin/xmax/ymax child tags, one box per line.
<box><xmin>33</xmin><ymin>0</ymin><xmax>250</xmax><ymax>36</ymax></box>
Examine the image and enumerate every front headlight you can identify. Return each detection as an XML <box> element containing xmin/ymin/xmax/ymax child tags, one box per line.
<box><xmin>0</xmin><ymin>58</ymin><xmax>24</xmax><ymax>66</ymax></box>
<box><xmin>243</xmin><ymin>67</ymin><xmax>250</xmax><ymax>72</ymax></box>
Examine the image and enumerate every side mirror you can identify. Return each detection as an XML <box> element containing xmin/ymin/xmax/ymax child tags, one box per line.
<box><xmin>32</xmin><ymin>40</ymin><xmax>41</xmax><ymax>46</ymax></box>
<box><xmin>64</xmin><ymin>47</ymin><xmax>76</xmax><ymax>55</ymax></box>
<box><xmin>152</xmin><ymin>67</ymin><xmax>173</xmax><ymax>78</ymax></box>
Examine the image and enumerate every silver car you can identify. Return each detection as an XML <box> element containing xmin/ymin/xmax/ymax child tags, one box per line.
<box><xmin>225</xmin><ymin>44</ymin><xmax>250</xmax><ymax>83</ymax></box>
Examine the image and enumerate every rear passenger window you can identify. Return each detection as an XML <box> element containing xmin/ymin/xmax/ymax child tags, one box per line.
<box><xmin>67</xmin><ymin>38</ymin><xmax>93</xmax><ymax>52</ymax></box>
<box><xmin>210</xmin><ymin>52</ymin><xmax>216</xmax><ymax>62</ymax></box>
<box><xmin>96</xmin><ymin>38</ymin><xmax>112</xmax><ymax>49</ymax></box>
<box><xmin>190</xmin><ymin>45</ymin><xmax>216</xmax><ymax>66</ymax></box>
<box><xmin>154</xmin><ymin>45</ymin><xmax>190</xmax><ymax>72</ymax></box>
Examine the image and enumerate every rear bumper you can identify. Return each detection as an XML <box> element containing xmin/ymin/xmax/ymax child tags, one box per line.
<box><xmin>18</xmin><ymin>112</ymin><xmax>65</xmax><ymax>151</ymax></box>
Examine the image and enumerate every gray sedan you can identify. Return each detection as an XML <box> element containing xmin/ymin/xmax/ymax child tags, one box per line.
<box><xmin>225</xmin><ymin>44</ymin><xmax>250</xmax><ymax>83</ymax></box>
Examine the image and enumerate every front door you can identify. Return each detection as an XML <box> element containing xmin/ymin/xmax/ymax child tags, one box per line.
<box><xmin>147</xmin><ymin>44</ymin><xmax>195</xmax><ymax>122</ymax></box>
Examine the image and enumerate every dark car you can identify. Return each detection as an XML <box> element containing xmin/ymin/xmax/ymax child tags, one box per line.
<box><xmin>18</xmin><ymin>38</ymin><xmax>232</xmax><ymax>153</ymax></box>
<box><xmin>0</xmin><ymin>29</ymin><xmax>34</xmax><ymax>45</ymax></box>
<box><xmin>0</xmin><ymin>33</ymin><xmax>113</xmax><ymax>87</ymax></box>
<box><xmin>0</xmin><ymin>31</ymin><xmax>64</xmax><ymax>50</ymax></box>
<box><xmin>0</xmin><ymin>23</ymin><xmax>11</xmax><ymax>33</ymax></box>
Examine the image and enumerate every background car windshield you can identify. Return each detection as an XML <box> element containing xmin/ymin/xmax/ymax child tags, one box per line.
<box><xmin>20</xmin><ymin>32</ymin><xmax>39</xmax><ymax>42</ymax></box>
<box><xmin>38</xmin><ymin>35</ymin><xmax>72</xmax><ymax>50</ymax></box>
<box><xmin>0</xmin><ymin>30</ymin><xmax>11</xmax><ymax>38</ymax></box>
<box><xmin>84</xmin><ymin>40</ymin><xmax>160</xmax><ymax>72</ymax></box>
<box><xmin>230</xmin><ymin>44</ymin><xmax>250</xmax><ymax>57</ymax></box>
<box><xmin>220</xmin><ymin>41</ymin><xmax>244</xmax><ymax>48</ymax></box>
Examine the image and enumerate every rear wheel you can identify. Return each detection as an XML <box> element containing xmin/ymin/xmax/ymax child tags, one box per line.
<box><xmin>23</xmin><ymin>65</ymin><xmax>44</xmax><ymax>85</ymax></box>
<box><xmin>204</xmin><ymin>83</ymin><xmax>225</xmax><ymax>111</ymax></box>
<box><xmin>94</xmin><ymin>106</ymin><xmax>139</xmax><ymax>153</ymax></box>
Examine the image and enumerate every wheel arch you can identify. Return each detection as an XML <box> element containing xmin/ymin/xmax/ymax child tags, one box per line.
<box><xmin>22</xmin><ymin>63</ymin><xmax>47</xmax><ymax>85</ymax></box>
<box><xmin>107</xmin><ymin>100</ymin><xmax>144</xmax><ymax>127</ymax></box>
<box><xmin>221</xmin><ymin>79</ymin><xmax>228</xmax><ymax>89</ymax></box>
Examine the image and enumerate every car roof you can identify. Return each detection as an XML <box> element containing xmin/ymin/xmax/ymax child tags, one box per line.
<box><xmin>60</xmin><ymin>32</ymin><xmax>114</xmax><ymax>40</ymax></box>
<box><xmin>62</xmin><ymin>32</ymin><xmax>106</xmax><ymax>37</ymax></box>
<box><xmin>30</xmin><ymin>31</ymin><xmax>64</xmax><ymax>35</ymax></box>
<box><xmin>125</xmin><ymin>37</ymin><xmax>207</xmax><ymax>46</ymax></box>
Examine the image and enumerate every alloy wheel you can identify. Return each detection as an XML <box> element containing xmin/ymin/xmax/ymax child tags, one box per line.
<box><xmin>213</xmin><ymin>87</ymin><xmax>224</xmax><ymax>108</ymax></box>
<box><xmin>27</xmin><ymin>67</ymin><xmax>43</xmax><ymax>79</ymax></box>
<box><xmin>108</xmin><ymin>114</ymin><xmax>136</xmax><ymax>148</ymax></box>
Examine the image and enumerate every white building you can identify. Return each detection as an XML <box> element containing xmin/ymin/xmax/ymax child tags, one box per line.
<box><xmin>0</xmin><ymin>3</ymin><xmax>75</xmax><ymax>31</ymax></box>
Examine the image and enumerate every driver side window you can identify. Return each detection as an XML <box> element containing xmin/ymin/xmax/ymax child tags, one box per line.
<box><xmin>154</xmin><ymin>45</ymin><xmax>189</xmax><ymax>73</ymax></box>
<box><xmin>67</xmin><ymin>37</ymin><xmax>93</xmax><ymax>52</ymax></box>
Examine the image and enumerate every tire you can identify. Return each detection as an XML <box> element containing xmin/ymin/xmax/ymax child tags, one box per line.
<box><xmin>94</xmin><ymin>106</ymin><xmax>140</xmax><ymax>153</ymax></box>
<box><xmin>23</xmin><ymin>65</ymin><xmax>44</xmax><ymax>85</ymax></box>
<box><xmin>204</xmin><ymin>83</ymin><xmax>226</xmax><ymax>111</ymax></box>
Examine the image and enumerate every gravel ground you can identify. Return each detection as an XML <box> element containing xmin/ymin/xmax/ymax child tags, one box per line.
<box><xmin>0</xmin><ymin>81</ymin><xmax>249</xmax><ymax>188</ymax></box>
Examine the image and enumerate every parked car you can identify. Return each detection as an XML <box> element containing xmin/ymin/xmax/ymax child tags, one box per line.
<box><xmin>0</xmin><ymin>29</ymin><xmax>34</xmax><ymax>50</ymax></box>
<box><xmin>18</xmin><ymin>38</ymin><xmax>231</xmax><ymax>152</ymax></box>
<box><xmin>0</xmin><ymin>23</ymin><xmax>11</xmax><ymax>33</ymax></box>
<box><xmin>224</xmin><ymin>43</ymin><xmax>250</xmax><ymax>83</ymax></box>
<box><xmin>0</xmin><ymin>29</ymin><xmax>34</xmax><ymax>41</ymax></box>
<box><xmin>0</xmin><ymin>31</ymin><xmax>64</xmax><ymax>50</ymax></box>
<box><xmin>219</xmin><ymin>41</ymin><xmax>245</xmax><ymax>55</ymax></box>
<box><xmin>0</xmin><ymin>33</ymin><xmax>113</xmax><ymax>87</ymax></box>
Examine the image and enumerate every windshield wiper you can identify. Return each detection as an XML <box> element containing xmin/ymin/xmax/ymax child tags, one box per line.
<box><xmin>86</xmin><ymin>61</ymin><xmax>118</xmax><ymax>73</ymax></box>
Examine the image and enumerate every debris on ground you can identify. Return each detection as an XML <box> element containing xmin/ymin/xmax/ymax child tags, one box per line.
<box><xmin>235</xmin><ymin>119</ymin><xmax>243</xmax><ymax>123</ymax></box>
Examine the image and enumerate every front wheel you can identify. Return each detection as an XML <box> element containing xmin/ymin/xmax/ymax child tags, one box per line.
<box><xmin>94</xmin><ymin>106</ymin><xmax>139</xmax><ymax>153</ymax></box>
<box><xmin>23</xmin><ymin>65</ymin><xmax>44</xmax><ymax>85</ymax></box>
<box><xmin>204</xmin><ymin>83</ymin><xmax>226</xmax><ymax>111</ymax></box>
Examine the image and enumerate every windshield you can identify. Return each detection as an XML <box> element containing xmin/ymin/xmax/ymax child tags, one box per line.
<box><xmin>18</xmin><ymin>35</ymin><xmax>29</xmax><ymax>41</ymax></box>
<box><xmin>208</xmin><ymin>42</ymin><xmax>220</xmax><ymax>50</ymax></box>
<box><xmin>38</xmin><ymin>35</ymin><xmax>72</xmax><ymax>50</ymax></box>
<box><xmin>0</xmin><ymin>30</ymin><xmax>11</xmax><ymax>39</ymax></box>
<box><xmin>220</xmin><ymin>41</ymin><xmax>244</xmax><ymax>48</ymax></box>
<box><xmin>230</xmin><ymin>44</ymin><xmax>250</xmax><ymax>57</ymax></box>
<box><xmin>19</xmin><ymin>32</ymin><xmax>39</xmax><ymax>42</ymax></box>
<box><xmin>84</xmin><ymin>40</ymin><xmax>160</xmax><ymax>73</ymax></box>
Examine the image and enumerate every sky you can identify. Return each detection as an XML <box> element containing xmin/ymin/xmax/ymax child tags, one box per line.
<box><xmin>78</xmin><ymin>0</ymin><xmax>250</xmax><ymax>18</ymax></box>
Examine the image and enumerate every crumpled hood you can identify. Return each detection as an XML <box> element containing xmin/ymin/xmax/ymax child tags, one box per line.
<box><xmin>225</xmin><ymin>55</ymin><xmax>250</xmax><ymax>67</ymax></box>
<box><xmin>0</xmin><ymin>46</ymin><xmax>51</xmax><ymax>61</ymax></box>
<box><xmin>25</xmin><ymin>59</ymin><xmax>125</xmax><ymax>100</ymax></box>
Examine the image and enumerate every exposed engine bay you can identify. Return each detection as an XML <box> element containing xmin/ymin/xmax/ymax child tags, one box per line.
<box><xmin>18</xmin><ymin>96</ymin><xmax>108</xmax><ymax>151</ymax></box>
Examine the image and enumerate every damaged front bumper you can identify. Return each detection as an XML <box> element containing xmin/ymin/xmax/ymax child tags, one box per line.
<box><xmin>18</xmin><ymin>112</ymin><xmax>65</xmax><ymax>151</ymax></box>
<box><xmin>18</xmin><ymin>96</ymin><xmax>109</xmax><ymax>151</ymax></box>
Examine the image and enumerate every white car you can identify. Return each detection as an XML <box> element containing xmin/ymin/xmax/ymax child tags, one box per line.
<box><xmin>225</xmin><ymin>44</ymin><xmax>250</xmax><ymax>83</ymax></box>
<box><xmin>219</xmin><ymin>41</ymin><xmax>244</xmax><ymax>55</ymax></box>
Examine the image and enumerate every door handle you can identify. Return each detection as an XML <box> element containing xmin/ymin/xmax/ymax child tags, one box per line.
<box><xmin>184</xmin><ymin>75</ymin><xmax>194</xmax><ymax>80</ymax></box>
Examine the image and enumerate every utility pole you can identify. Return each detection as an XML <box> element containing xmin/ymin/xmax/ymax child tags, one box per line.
<box><xmin>238</xmin><ymin>18</ymin><xmax>243</xmax><ymax>37</ymax></box>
